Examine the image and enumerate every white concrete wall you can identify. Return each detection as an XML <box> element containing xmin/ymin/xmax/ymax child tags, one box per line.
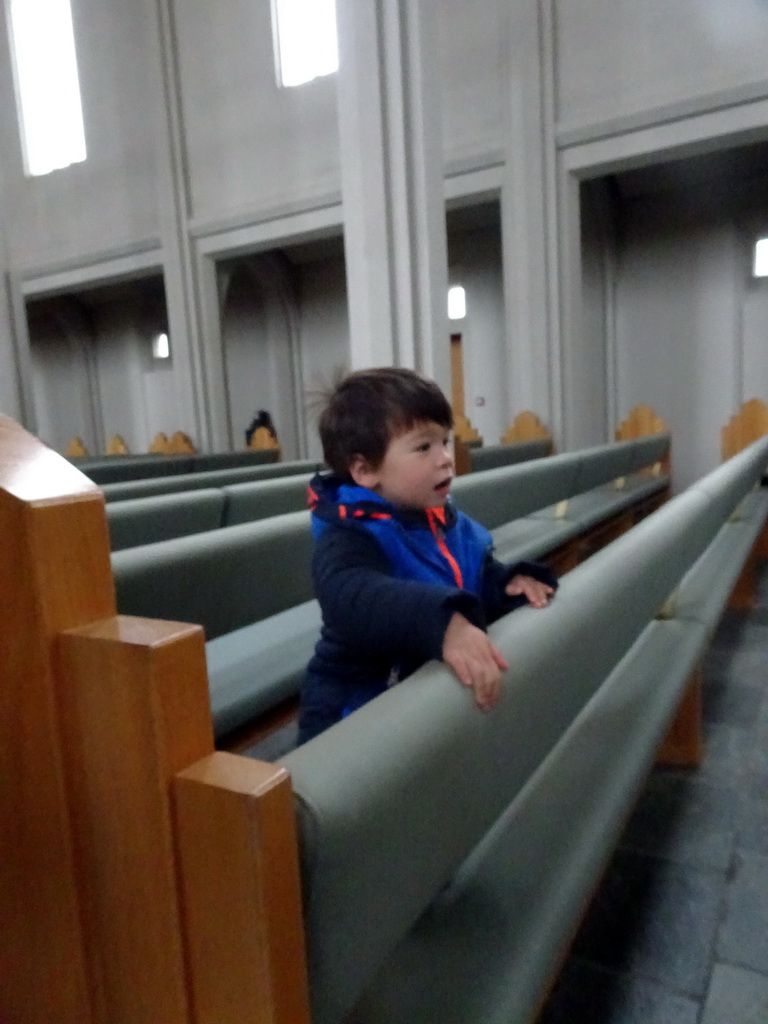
<box><xmin>2</xmin><ymin>0</ymin><xmax>768</xmax><ymax>467</ymax></box>
<box><xmin>220</xmin><ymin>260</ymin><xmax>301</xmax><ymax>458</ymax></box>
<box><xmin>0</xmin><ymin>253</ymin><xmax>22</xmax><ymax>420</ymax></box>
<box><xmin>438</xmin><ymin>0</ymin><xmax>506</xmax><ymax>166</ymax></box>
<box><xmin>614</xmin><ymin>189</ymin><xmax>764</xmax><ymax>490</ymax></box>
<box><xmin>173</xmin><ymin>0</ymin><xmax>340</xmax><ymax>226</ymax></box>
<box><xmin>297</xmin><ymin>254</ymin><xmax>350</xmax><ymax>463</ymax></box>
<box><xmin>28</xmin><ymin>304</ymin><xmax>96</xmax><ymax>451</ymax></box>
<box><xmin>221</xmin><ymin>269</ymin><xmax>271</xmax><ymax>450</ymax></box>
<box><xmin>448</xmin><ymin>224</ymin><xmax>507</xmax><ymax>443</ymax></box>
<box><xmin>575</xmin><ymin>179</ymin><xmax>615</xmax><ymax>448</ymax></box>
<box><xmin>26</xmin><ymin>283</ymin><xmax>193</xmax><ymax>455</ymax></box>
<box><xmin>554</xmin><ymin>0</ymin><xmax>768</xmax><ymax>130</ymax></box>
<box><xmin>0</xmin><ymin>0</ymin><xmax>162</xmax><ymax>272</ymax></box>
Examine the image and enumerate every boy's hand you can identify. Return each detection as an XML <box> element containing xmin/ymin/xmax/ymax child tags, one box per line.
<box><xmin>505</xmin><ymin>574</ymin><xmax>554</xmax><ymax>608</ymax></box>
<box><xmin>442</xmin><ymin>612</ymin><xmax>508</xmax><ymax>711</ymax></box>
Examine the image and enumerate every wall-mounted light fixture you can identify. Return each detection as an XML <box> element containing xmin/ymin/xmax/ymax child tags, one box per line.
<box><xmin>448</xmin><ymin>285</ymin><xmax>466</xmax><ymax>320</ymax></box>
<box><xmin>152</xmin><ymin>332</ymin><xmax>170</xmax><ymax>359</ymax></box>
<box><xmin>753</xmin><ymin>238</ymin><xmax>768</xmax><ymax>278</ymax></box>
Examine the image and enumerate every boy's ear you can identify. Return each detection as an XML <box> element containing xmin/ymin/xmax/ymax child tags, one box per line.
<box><xmin>349</xmin><ymin>454</ymin><xmax>380</xmax><ymax>491</ymax></box>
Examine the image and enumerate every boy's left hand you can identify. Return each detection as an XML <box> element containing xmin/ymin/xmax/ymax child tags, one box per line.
<box><xmin>505</xmin><ymin>574</ymin><xmax>554</xmax><ymax>608</ymax></box>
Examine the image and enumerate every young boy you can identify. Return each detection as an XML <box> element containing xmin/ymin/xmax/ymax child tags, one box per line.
<box><xmin>297</xmin><ymin>367</ymin><xmax>557</xmax><ymax>744</ymax></box>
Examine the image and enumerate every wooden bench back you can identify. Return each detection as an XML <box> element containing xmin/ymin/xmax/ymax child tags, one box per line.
<box><xmin>616</xmin><ymin>405</ymin><xmax>670</xmax><ymax>475</ymax></box>
<box><xmin>0</xmin><ymin>415</ymin><xmax>306</xmax><ymax>1024</ymax></box>
<box><xmin>500</xmin><ymin>410</ymin><xmax>551</xmax><ymax>445</ymax></box>
<box><xmin>5</xmin><ymin>408</ymin><xmax>768</xmax><ymax>1024</ymax></box>
<box><xmin>722</xmin><ymin>398</ymin><xmax>768</xmax><ymax>460</ymax></box>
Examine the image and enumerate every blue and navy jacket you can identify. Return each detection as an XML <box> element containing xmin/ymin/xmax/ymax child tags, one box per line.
<box><xmin>297</xmin><ymin>473</ymin><xmax>557</xmax><ymax>744</ymax></box>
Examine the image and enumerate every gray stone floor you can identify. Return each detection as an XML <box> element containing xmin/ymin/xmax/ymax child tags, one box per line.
<box><xmin>538</xmin><ymin>560</ymin><xmax>768</xmax><ymax>1024</ymax></box>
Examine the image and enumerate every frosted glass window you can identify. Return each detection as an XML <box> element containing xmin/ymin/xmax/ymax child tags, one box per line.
<box><xmin>8</xmin><ymin>0</ymin><xmax>86</xmax><ymax>176</ymax></box>
<box><xmin>754</xmin><ymin>238</ymin><xmax>768</xmax><ymax>278</ymax></box>
<box><xmin>448</xmin><ymin>286</ymin><xmax>466</xmax><ymax>320</ymax></box>
<box><xmin>271</xmin><ymin>0</ymin><xmax>338</xmax><ymax>88</ymax></box>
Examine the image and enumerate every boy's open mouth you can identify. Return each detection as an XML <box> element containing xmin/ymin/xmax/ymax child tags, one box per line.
<box><xmin>435</xmin><ymin>477</ymin><xmax>452</xmax><ymax>495</ymax></box>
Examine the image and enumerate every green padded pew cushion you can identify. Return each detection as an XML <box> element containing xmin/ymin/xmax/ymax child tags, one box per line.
<box><xmin>102</xmin><ymin>459</ymin><xmax>321</xmax><ymax>502</ymax></box>
<box><xmin>469</xmin><ymin>438</ymin><xmax>552</xmax><ymax>473</ymax></box>
<box><xmin>490</xmin><ymin>516</ymin><xmax>579</xmax><ymax>563</ymax></box>
<box><xmin>451</xmin><ymin>449</ymin><xmax>582</xmax><ymax>529</ymax></box>
<box><xmin>281</xmin><ymin>485</ymin><xmax>719</xmax><ymax>1024</ymax></box>
<box><xmin>112</xmin><ymin>510</ymin><xmax>313</xmax><ymax>639</ymax></box>
<box><xmin>532</xmin><ymin>473</ymin><xmax>669</xmax><ymax>531</ymax></box>
<box><xmin>352</xmin><ymin>618</ymin><xmax>706</xmax><ymax>1024</ymax></box>
<box><xmin>206</xmin><ymin>599</ymin><xmax>321</xmax><ymax>738</ymax></box>
<box><xmin>106</xmin><ymin>488</ymin><xmax>226</xmax><ymax>550</ymax></box>
<box><xmin>222</xmin><ymin>473</ymin><xmax>312</xmax><ymax>526</ymax></box>
<box><xmin>670</xmin><ymin>496</ymin><xmax>768</xmax><ymax>630</ymax></box>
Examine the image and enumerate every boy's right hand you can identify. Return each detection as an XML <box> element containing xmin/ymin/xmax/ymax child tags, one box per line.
<box><xmin>442</xmin><ymin>612</ymin><xmax>508</xmax><ymax>711</ymax></box>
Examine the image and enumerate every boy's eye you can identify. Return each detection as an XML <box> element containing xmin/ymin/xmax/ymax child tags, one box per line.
<box><xmin>416</xmin><ymin>442</ymin><xmax>431</xmax><ymax>452</ymax></box>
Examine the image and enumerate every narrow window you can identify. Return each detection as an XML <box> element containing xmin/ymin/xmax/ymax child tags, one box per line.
<box><xmin>448</xmin><ymin>286</ymin><xmax>466</xmax><ymax>320</ymax></box>
<box><xmin>271</xmin><ymin>0</ymin><xmax>338</xmax><ymax>88</ymax></box>
<box><xmin>7</xmin><ymin>0</ymin><xmax>87</xmax><ymax>176</ymax></box>
<box><xmin>754</xmin><ymin>238</ymin><xmax>768</xmax><ymax>278</ymax></box>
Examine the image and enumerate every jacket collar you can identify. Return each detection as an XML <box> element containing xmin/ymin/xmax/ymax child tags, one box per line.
<box><xmin>307</xmin><ymin>472</ymin><xmax>457</xmax><ymax>529</ymax></box>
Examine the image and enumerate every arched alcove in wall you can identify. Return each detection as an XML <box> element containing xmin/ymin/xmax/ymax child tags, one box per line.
<box><xmin>446</xmin><ymin>197</ymin><xmax>505</xmax><ymax>443</ymax></box>
<box><xmin>25</xmin><ymin>273</ymin><xmax>174</xmax><ymax>455</ymax></box>
<box><xmin>217</xmin><ymin>234</ymin><xmax>350</xmax><ymax>463</ymax></box>
<box><xmin>577</xmin><ymin>138</ymin><xmax>768</xmax><ymax>489</ymax></box>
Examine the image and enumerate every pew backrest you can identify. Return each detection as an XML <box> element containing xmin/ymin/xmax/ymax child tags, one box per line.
<box><xmin>112</xmin><ymin>509</ymin><xmax>312</xmax><ymax>639</ymax></box>
<box><xmin>469</xmin><ymin>437</ymin><xmax>552</xmax><ymax>473</ymax></box>
<box><xmin>72</xmin><ymin>448</ymin><xmax>283</xmax><ymax>484</ymax></box>
<box><xmin>222</xmin><ymin>474</ymin><xmax>313</xmax><ymax>526</ymax></box>
<box><xmin>106</xmin><ymin>474</ymin><xmax>314</xmax><ymax>549</ymax></box>
<box><xmin>280</xmin><ymin>435</ymin><xmax>767</xmax><ymax>1024</ymax></box>
<box><xmin>721</xmin><ymin>397</ymin><xmax>768</xmax><ymax>460</ymax></box>
<box><xmin>107</xmin><ymin>488</ymin><xmax>226</xmax><ymax>551</ymax></box>
<box><xmin>101</xmin><ymin>459</ymin><xmax>320</xmax><ymax>502</ymax></box>
<box><xmin>450</xmin><ymin>434</ymin><xmax>670</xmax><ymax>530</ymax></box>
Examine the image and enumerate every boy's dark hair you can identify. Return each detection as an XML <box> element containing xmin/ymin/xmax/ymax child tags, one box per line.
<box><xmin>319</xmin><ymin>367</ymin><xmax>453</xmax><ymax>477</ymax></box>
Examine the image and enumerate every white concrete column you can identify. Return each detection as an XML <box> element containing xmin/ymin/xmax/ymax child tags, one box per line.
<box><xmin>500</xmin><ymin>0</ymin><xmax>561</xmax><ymax>437</ymax></box>
<box><xmin>0</xmin><ymin>201</ymin><xmax>27</xmax><ymax>423</ymax></box>
<box><xmin>149</xmin><ymin>0</ymin><xmax>213</xmax><ymax>448</ymax></box>
<box><xmin>335</xmin><ymin>0</ymin><xmax>450</xmax><ymax>393</ymax></box>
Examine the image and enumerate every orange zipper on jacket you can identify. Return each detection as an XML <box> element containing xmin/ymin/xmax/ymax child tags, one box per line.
<box><xmin>426</xmin><ymin>507</ymin><xmax>463</xmax><ymax>587</ymax></box>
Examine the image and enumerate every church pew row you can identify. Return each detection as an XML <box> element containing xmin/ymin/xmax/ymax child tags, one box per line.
<box><xmin>721</xmin><ymin>396</ymin><xmax>768</xmax><ymax>460</ymax></box>
<box><xmin>104</xmin><ymin>442</ymin><xmax>556</xmax><ymax>551</ymax></box>
<box><xmin>455</xmin><ymin>431</ymin><xmax>670</xmax><ymax>573</ymax></box>
<box><xmin>454</xmin><ymin>409</ymin><xmax>553</xmax><ymax>475</ymax></box>
<box><xmin>105</xmin><ymin>436</ymin><xmax>555</xmax><ymax>550</ymax></box>
<box><xmin>70</xmin><ymin>446</ymin><xmax>283</xmax><ymax>484</ymax></box>
<box><xmin>106</xmin><ymin>473</ymin><xmax>315</xmax><ymax>550</ymax></box>
<box><xmin>722</xmin><ymin>397</ymin><xmax>768</xmax><ymax>500</ymax></box>
<box><xmin>99</xmin><ymin>456</ymin><xmax>322</xmax><ymax>502</ymax></box>
<box><xmin>104</xmin><ymin>434</ymin><xmax>665</xmax><ymax>552</ymax></box>
<box><xmin>102</xmin><ymin>405</ymin><xmax>653</xmax><ymax>549</ymax></box>
<box><xmin>111</xmin><ymin>433</ymin><xmax>671</xmax><ymax>743</ymax></box>
<box><xmin>3</xmin><ymin>414</ymin><xmax>766</xmax><ymax>1024</ymax></box>
<box><xmin>469</xmin><ymin>436</ymin><xmax>553</xmax><ymax>472</ymax></box>
<box><xmin>105</xmin><ymin>440</ymin><xmax>561</xmax><ymax>552</ymax></box>
<box><xmin>178</xmin><ymin>435</ymin><xmax>768</xmax><ymax>1024</ymax></box>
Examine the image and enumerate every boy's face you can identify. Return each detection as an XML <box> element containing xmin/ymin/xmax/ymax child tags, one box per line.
<box><xmin>350</xmin><ymin>420</ymin><xmax>454</xmax><ymax>510</ymax></box>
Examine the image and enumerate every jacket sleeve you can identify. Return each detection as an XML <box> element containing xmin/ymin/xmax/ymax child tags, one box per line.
<box><xmin>480</xmin><ymin>554</ymin><xmax>559</xmax><ymax>624</ymax></box>
<box><xmin>313</xmin><ymin>523</ymin><xmax>487</xmax><ymax>662</ymax></box>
